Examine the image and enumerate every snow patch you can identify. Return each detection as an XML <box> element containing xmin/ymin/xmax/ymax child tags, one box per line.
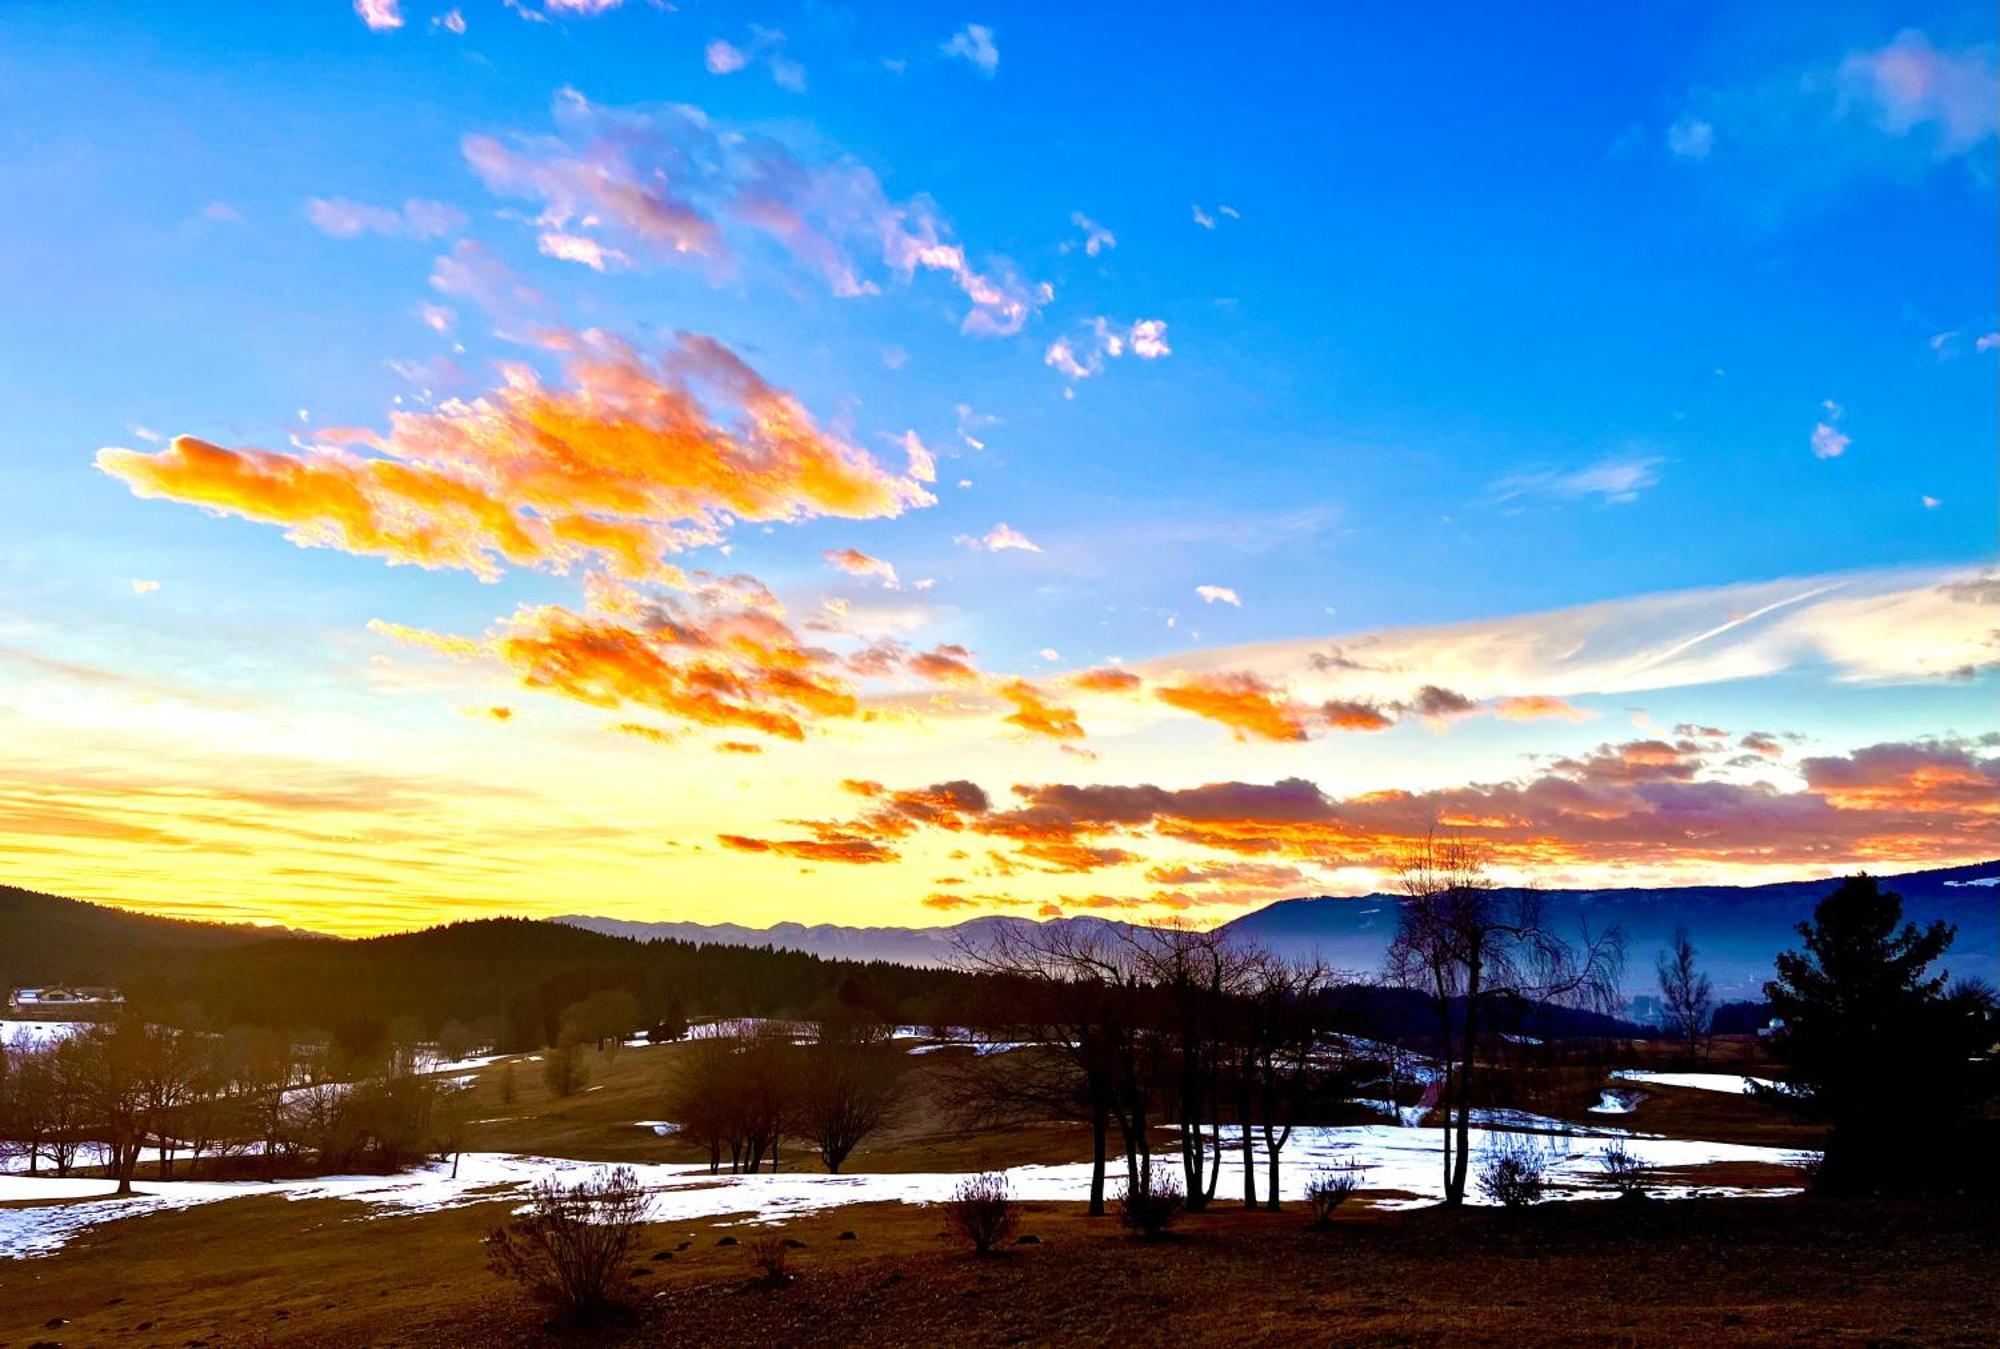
<box><xmin>1611</xmin><ymin>1070</ymin><xmax>1778</xmax><ymax>1096</ymax></box>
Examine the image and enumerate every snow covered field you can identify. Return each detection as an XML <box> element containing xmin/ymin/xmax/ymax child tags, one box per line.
<box><xmin>0</xmin><ymin>1123</ymin><xmax>1809</xmax><ymax>1261</ymax></box>
<box><xmin>0</xmin><ymin>1021</ymin><xmax>92</xmax><ymax>1050</ymax></box>
<box><xmin>1612</xmin><ymin>1070</ymin><xmax>1780</xmax><ymax>1095</ymax></box>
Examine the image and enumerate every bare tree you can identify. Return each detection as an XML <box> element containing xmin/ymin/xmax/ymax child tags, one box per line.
<box><xmin>799</xmin><ymin>1021</ymin><xmax>902</xmax><ymax>1174</ymax></box>
<box><xmin>1242</xmin><ymin>953</ymin><xmax>1340</xmax><ymax>1210</ymax></box>
<box><xmin>1657</xmin><ymin>927</ymin><xmax>1714</xmax><ymax>1063</ymax></box>
<box><xmin>74</xmin><ymin>1019</ymin><xmax>151</xmax><ymax>1194</ymax></box>
<box><xmin>664</xmin><ymin>1030</ymin><xmax>742</xmax><ymax>1173</ymax></box>
<box><xmin>958</xmin><ymin>920</ymin><xmax>1156</xmax><ymax>1214</ymax></box>
<box><xmin>1128</xmin><ymin>922</ymin><xmax>1257</xmax><ymax>1213</ymax></box>
<box><xmin>1385</xmin><ymin>834</ymin><xmax>1623</xmax><ymax>1206</ymax></box>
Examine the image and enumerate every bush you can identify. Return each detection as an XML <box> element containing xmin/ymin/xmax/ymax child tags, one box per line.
<box><xmin>1596</xmin><ymin>1141</ymin><xmax>1651</xmax><ymax>1200</ymax></box>
<box><xmin>484</xmin><ymin>1165</ymin><xmax>650</xmax><ymax>1320</ymax></box>
<box><xmin>945</xmin><ymin>1171</ymin><xmax>1019</xmax><ymax>1256</ymax></box>
<box><xmin>1478</xmin><ymin>1138</ymin><xmax>1549</xmax><ymax>1209</ymax></box>
<box><xmin>746</xmin><ymin>1233</ymin><xmax>792</xmax><ymax>1285</ymax></box>
<box><xmin>1304</xmin><ymin>1163</ymin><xmax>1364</xmax><ymax>1226</ymax></box>
<box><xmin>1117</xmin><ymin>1170</ymin><xmax>1184</xmax><ymax>1239</ymax></box>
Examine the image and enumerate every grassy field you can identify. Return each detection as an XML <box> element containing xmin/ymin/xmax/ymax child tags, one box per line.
<box><xmin>455</xmin><ymin>1037</ymin><xmax>1100</xmax><ymax>1172</ymax></box>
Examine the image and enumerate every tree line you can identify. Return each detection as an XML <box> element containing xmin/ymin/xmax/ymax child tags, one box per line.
<box><xmin>0</xmin><ymin>1017</ymin><xmax>476</xmax><ymax>1190</ymax></box>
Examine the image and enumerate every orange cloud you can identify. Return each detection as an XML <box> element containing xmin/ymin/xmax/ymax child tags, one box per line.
<box><xmin>1067</xmin><ymin>666</ymin><xmax>1142</xmax><ymax>694</ymax></box>
<box><xmin>1015</xmin><ymin>840</ymin><xmax>1138</xmax><ymax>873</ymax></box>
<box><xmin>906</xmin><ymin>643</ymin><xmax>981</xmax><ymax>686</ymax></box>
<box><xmin>765</xmin><ymin>738</ymin><xmax>1998</xmax><ymax>882</ymax></box>
<box><xmin>822</xmin><ymin>547</ymin><xmax>900</xmax><ymax>587</ymax></box>
<box><xmin>1319</xmin><ymin>698</ymin><xmax>1396</xmax><ymax>732</ymax></box>
<box><xmin>995</xmin><ymin>678</ymin><xmax>1084</xmax><ymax>741</ymax></box>
<box><xmin>376</xmin><ymin>582</ymin><xmax>864</xmax><ymax>743</ymax></box>
<box><xmin>1492</xmin><ymin>694</ymin><xmax>1590</xmax><ymax>722</ymax></box>
<box><xmin>98</xmin><ymin>330</ymin><xmax>932</xmax><ymax>584</ymax></box>
<box><xmin>718</xmin><ymin>832</ymin><xmax>898</xmax><ymax>864</ymax></box>
<box><xmin>1155</xmin><ymin>672</ymin><xmax>1311</xmax><ymax>742</ymax></box>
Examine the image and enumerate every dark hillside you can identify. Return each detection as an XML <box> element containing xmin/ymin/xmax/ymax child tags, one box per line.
<box><xmin>0</xmin><ymin>885</ymin><xmax>304</xmax><ymax>990</ymax></box>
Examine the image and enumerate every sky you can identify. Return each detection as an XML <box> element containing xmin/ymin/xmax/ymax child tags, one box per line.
<box><xmin>0</xmin><ymin>0</ymin><xmax>1994</xmax><ymax>936</ymax></box>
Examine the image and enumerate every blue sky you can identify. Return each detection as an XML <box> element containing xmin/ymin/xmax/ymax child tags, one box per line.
<box><xmin>0</xmin><ymin>1</ymin><xmax>1993</xmax><ymax>932</ymax></box>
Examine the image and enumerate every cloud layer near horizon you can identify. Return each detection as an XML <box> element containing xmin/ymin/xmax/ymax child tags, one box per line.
<box><xmin>715</xmin><ymin>733</ymin><xmax>2000</xmax><ymax>915</ymax></box>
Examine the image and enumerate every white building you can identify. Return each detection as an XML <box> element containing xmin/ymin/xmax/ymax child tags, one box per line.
<box><xmin>6</xmin><ymin>986</ymin><xmax>125</xmax><ymax>1014</ymax></box>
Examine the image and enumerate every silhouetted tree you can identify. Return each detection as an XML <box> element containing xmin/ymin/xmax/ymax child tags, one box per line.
<box><xmin>799</xmin><ymin>1021</ymin><xmax>902</xmax><ymax>1174</ymax></box>
<box><xmin>1760</xmin><ymin>874</ymin><xmax>1988</xmax><ymax>1193</ymax></box>
<box><xmin>1657</xmin><ymin>927</ymin><xmax>1713</xmax><ymax>1063</ymax></box>
<box><xmin>960</xmin><ymin>923</ymin><xmax>1156</xmax><ymax>1214</ymax></box>
<box><xmin>1386</xmin><ymin>835</ymin><xmax>1623</xmax><ymax>1206</ymax></box>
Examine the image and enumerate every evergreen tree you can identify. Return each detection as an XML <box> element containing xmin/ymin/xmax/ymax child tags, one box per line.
<box><xmin>1761</xmin><ymin>874</ymin><xmax>1985</xmax><ymax>1193</ymax></box>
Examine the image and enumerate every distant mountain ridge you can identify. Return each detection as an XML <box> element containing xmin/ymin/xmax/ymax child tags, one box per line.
<box><xmin>561</xmin><ymin>860</ymin><xmax>2000</xmax><ymax>998</ymax></box>
<box><xmin>554</xmin><ymin>913</ymin><xmax>1134</xmax><ymax>970</ymax></box>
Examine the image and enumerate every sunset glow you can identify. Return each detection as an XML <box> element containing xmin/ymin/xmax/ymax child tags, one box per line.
<box><xmin>1</xmin><ymin>3</ymin><xmax>1993</xmax><ymax>935</ymax></box>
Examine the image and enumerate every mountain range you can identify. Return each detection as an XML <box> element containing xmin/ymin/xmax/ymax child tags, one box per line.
<box><xmin>561</xmin><ymin>860</ymin><xmax>2000</xmax><ymax>1000</ymax></box>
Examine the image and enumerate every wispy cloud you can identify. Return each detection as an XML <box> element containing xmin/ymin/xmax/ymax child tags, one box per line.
<box><xmin>1668</xmin><ymin>28</ymin><xmax>1998</xmax><ymax>204</ymax></box>
<box><xmin>704</xmin><ymin>27</ymin><xmax>805</xmax><ymax>91</ymax></box>
<box><xmin>463</xmin><ymin>90</ymin><xmax>1044</xmax><ymax>336</ymax></box>
<box><xmin>1811</xmin><ymin>400</ymin><xmax>1849</xmax><ymax>459</ymax></box>
<box><xmin>941</xmin><ymin>24</ymin><xmax>999</xmax><ymax>77</ymax></box>
<box><xmin>1491</xmin><ymin>454</ymin><xmax>1662</xmax><ymax>506</ymax></box>
<box><xmin>306</xmin><ymin>197</ymin><xmax>465</xmax><ymax>241</ymax></box>
<box><xmin>1044</xmin><ymin>317</ymin><xmax>1172</xmax><ymax>381</ymax></box>
<box><xmin>957</xmin><ymin>522</ymin><xmax>1041</xmax><ymax>553</ymax></box>
<box><xmin>1064</xmin><ymin>212</ymin><xmax>1116</xmax><ymax>257</ymax></box>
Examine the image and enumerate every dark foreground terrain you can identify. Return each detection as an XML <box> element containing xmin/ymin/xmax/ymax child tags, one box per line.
<box><xmin>3</xmin><ymin>1191</ymin><xmax>1993</xmax><ymax>1347</ymax></box>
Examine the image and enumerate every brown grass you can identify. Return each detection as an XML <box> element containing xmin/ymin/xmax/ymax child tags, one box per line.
<box><xmin>2</xmin><ymin>1188</ymin><xmax>1993</xmax><ymax>1346</ymax></box>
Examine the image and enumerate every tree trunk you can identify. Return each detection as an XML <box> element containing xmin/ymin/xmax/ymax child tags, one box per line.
<box><xmin>1436</xmin><ymin>992</ymin><xmax>1456</xmax><ymax>1204</ymax></box>
<box><xmin>1088</xmin><ymin>1103</ymin><xmax>1108</xmax><ymax>1217</ymax></box>
<box><xmin>1241</xmin><ymin>1093</ymin><xmax>1258</xmax><ymax>1209</ymax></box>
<box><xmin>1450</xmin><ymin>971</ymin><xmax>1483</xmax><ymax>1206</ymax></box>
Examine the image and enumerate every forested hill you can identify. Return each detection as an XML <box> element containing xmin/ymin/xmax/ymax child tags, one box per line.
<box><xmin>0</xmin><ymin>884</ymin><xmax>314</xmax><ymax>989</ymax></box>
<box><xmin>0</xmin><ymin>889</ymin><xmax>988</xmax><ymax>1049</ymax></box>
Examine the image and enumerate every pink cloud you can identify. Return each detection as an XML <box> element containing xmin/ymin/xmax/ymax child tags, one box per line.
<box><xmin>354</xmin><ymin>0</ymin><xmax>403</xmax><ymax>32</ymax></box>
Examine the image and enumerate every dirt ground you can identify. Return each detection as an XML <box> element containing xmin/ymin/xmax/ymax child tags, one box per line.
<box><xmin>3</xmin><ymin>1189</ymin><xmax>1993</xmax><ymax>1347</ymax></box>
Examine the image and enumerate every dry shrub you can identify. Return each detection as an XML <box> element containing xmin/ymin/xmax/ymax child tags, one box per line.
<box><xmin>1117</xmin><ymin>1170</ymin><xmax>1184</xmax><ymax>1239</ymax></box>
<box><xmin>1597</xmin><ymin>1141</ymin><xmax>1651</xmax><ymax>1200</ymax></box>
<box><xmin>946</xmin><ymin>1171</ymin><xmax>1020</xmax><ymax>1255</ymax></box>
<box><xmin>1304</xmin><ymin>1163</ymin><xmax>1364</xmax><ymax>1226</ymax></box>
<box><xmin>1478</xmin><ymin>1138</ymin><xmax>1550</xmax><ymax>1209</ymax></box>
<box><xmin>746</xmin><ymin>1233</ymin><xmax>792</xmax><ymax>1285</ymax></box>
<box><xmin>484</xmin><ymin>1165</ymin><xmax>650</xmax><ymax>1319</ymax></box>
